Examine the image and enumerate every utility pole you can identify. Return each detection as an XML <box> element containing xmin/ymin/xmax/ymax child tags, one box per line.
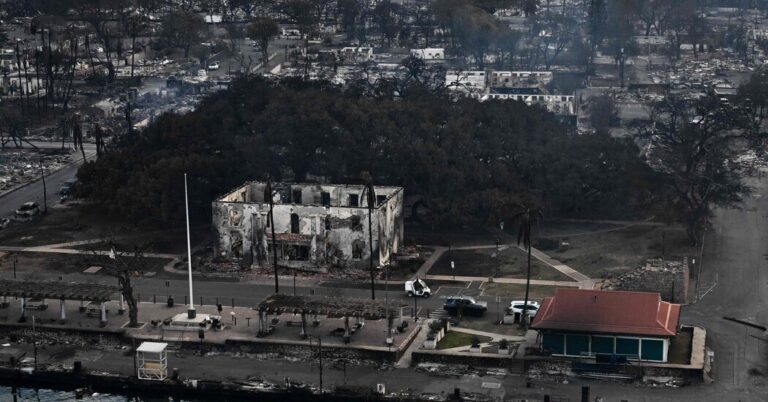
<box><xmin>318</xmin><ymin>337</ymin><xmax>323</xmax><ymax>395</ymax></box>
<box><xmin>265</xmin><ymin>176</ymin><xmax>279</xmax><ymax>294</ymax></box>
<box><xmin>39</xmin><ymin>161</ymin><xmax>47</xmax><ymax>214</ymax></box>
<box><xmin>32</xmin><ymin>315</ymin><xmax>37</xmax><ymax>370</ymax></box>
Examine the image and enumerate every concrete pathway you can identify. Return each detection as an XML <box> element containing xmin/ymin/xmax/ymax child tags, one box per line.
<box><xmin>394</xmin><ymin>321</ymin><xmax>430</xmax><ymax>368</ymax></box>
<box><xmin>424</xmin><ymin>274</ymin><xmax>581</xmax><ymax>288</ymax></box>
<box><xmin>449</xmin><ymin>326</ymin><xmax>525</xmax><ymax>342</ymax></box>
<box><xmin>410</xmin><ymin>246</ymin><xmax>446</xmax><ymax>279</ymax></box>
<box><xmin>0</xmin><ymin>245</ymin><xmax>178</xmax><ymax>259</ymax></box>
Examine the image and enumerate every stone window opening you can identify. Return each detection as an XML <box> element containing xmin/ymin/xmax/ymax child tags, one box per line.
<box><xmin>351</xmin><ymin>215</ymin><xmax>362</xmax><ymax>231</ymax></box>
<box><xmin>325</xmin><ymin>216</ymin><xmax>331</xmax><ymax>230</ymax></box>
<box><xmin>352</xmin><ymin>240</ymin><xmax>365</xmax><ymax>260</ymax></box>
<box><xmin>292</xmin><ymin>189</ymin><xmax>302</xmax><ymax>204</ymax></box>
<box><xmin>285</xmin><ymin>245</ymin><xmax>310</xmax><ymax>261</ymax></box>
<box><xmin>321</xmin><ymin>191</ymin><xmax>331</xmax><ymax>206</ymax></box>
<box><xmin>230</xmin><ymin>232</ymin><xmax>243</xmax><ymax>258</ymax></box>
<box><xmin>376</xmin><ymin>195</ymin><xmax>386</xmax><ymax>206</ymax></box>
<box><xmin>290</xmin><ymin>213</ymin><xmax>300</xmax><ymax>234</ymax></box>
<box><xmin>349</xmin><ymin>194</ymin><xmax>359</xmax><ymax>207</ymax></box>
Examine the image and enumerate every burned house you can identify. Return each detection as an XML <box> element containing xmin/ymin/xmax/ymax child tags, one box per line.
<box><xmin>213</xmin><ymin>182</ymin><xmax>404</xmax><ymax>271</ymax></box>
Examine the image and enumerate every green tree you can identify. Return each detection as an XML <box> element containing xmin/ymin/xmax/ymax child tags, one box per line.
<box><xmin>636</xmin><ymin>94</ymin><xmax>754</xmax><ymax>245</ymax></box>
<box><xmin>161</xmin><ymin>10</ymin><xmax>206</xmax><ymax>58</ymax></box>
<box><xmin>248</xmin><ymin>16</ymin><xmax>280</xmax><ymax>65</ymax></box>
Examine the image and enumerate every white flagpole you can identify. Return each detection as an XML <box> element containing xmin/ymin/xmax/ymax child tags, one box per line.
<box><xmin>185</xmin><ymin>173</ymin><xmax>196</xmax><ymax>319</ymax></box>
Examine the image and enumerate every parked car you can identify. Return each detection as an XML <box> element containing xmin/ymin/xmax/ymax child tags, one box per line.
<box><xmin>508</xmin><ymin>300</ymin><xmax>540</xmax><ymax>318</ymax></box>
<box><xmin>59</xmin><ymin>179</ymin><xmax>75</xmax><ymax>196</ymax></box>
<box><xmin>443</xmin><ymin>296</ymin><xmax>487</xmax><ymax>317</ymax></box>
<box><xmin>208</xmin><ymin>62</ymin><xmax>220</xmax><ymax>71</ymax></box>
<box><xmin>405</xmin><ymin>279</ymin><xmax>431</xmax><ymax>298</ymax></box>
<box><xmin>15</xmin><ymin>202</ymin><xmax>40</xmax><ymax>218</ymax></box>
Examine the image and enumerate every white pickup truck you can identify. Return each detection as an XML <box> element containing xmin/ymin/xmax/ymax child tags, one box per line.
<box><xmin>405</xmin><ymin>279</ymin><xmax>431</xmax><ymax>298</ymax></box>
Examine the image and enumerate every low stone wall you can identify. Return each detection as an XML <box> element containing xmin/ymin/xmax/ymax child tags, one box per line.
<box><xmin>603</xmin><ymin>258</ymin><xmax>690</xmax><ymax>303</ymax></box>
<box><xmin>222</xmin><ymin>338</ymin><xmax>400</xmax><ymax>362</ymax></box>
<box><xmin>411</xmin><ymin>350</ymin><xmax>525</xmax><ymax>373</ymax></box>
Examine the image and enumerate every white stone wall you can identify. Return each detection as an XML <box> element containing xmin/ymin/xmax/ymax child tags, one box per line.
<box><xmin>213</xmin><ymin>183</ymin><xmax>403</xmax><ymax>271</ymax></box>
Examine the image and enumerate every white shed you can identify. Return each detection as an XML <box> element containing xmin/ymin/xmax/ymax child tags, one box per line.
<box><xmin>136</xmin><ymin>342</ymin><xmax>168</xmax><ymax>380</ymax></box>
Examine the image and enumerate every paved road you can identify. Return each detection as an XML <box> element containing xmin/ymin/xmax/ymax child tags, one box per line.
<box><xmin>0</xmin><ymin>142</ymin><xmax>95</xmax><ymax>218</ymax></box>
<box><xmin>678</xmin><ymin>175</ymin><xmax>768</xmax><ymax>399</ymax></box>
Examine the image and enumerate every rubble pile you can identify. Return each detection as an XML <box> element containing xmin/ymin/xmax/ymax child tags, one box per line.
<box><xmin>2</xmin><ymin>328</ymin><xmax>122</xmax><ymax>349</ymax></box>
<box><xmin>602</xmin><ymin>258</ymin><xmax>689</xmax><ymax>303</ymax></box>
<box><xmin>0</xmin><ymin>150</ymin><xmax>74</xmax><ymax>192</ymax></box>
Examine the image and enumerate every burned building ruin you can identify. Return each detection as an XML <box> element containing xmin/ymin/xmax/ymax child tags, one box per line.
<box><xmin>213</xmin><ymin>182</ymin><xmax>404</xmax><ymax>271</ymax></box>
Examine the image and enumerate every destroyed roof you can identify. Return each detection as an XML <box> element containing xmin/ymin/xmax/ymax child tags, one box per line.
<box><xmin>256</xmin><ymin>294</ymin><xmax>398</xmax><ymax>320</ymax></box>
<box><xmin>0</xmin><ymin>279</ymin><xmax>118</xmax><ymax>302</ymax></box>
<box><xmin>531</xmin><ymin>288</ymin><xmax>680</xmax><ymax>337</ymax></box>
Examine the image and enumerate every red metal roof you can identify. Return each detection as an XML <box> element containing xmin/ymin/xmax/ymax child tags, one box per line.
<box><xmin>530</xmin><ymin>288</ymin><xmax>680</xmax><ymax>337</ymax></box>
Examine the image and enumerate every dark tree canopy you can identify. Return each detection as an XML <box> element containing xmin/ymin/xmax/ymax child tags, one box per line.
<box><xmin>76</xmin><ymin>78</ymin><xmax>656</xmax><ymax>227</ymax></box>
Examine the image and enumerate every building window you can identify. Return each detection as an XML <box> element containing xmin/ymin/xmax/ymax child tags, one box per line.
<box><xmin>352</xmin><ymin>240</ymin><xmax>365</xmax><ymax>260</ymax></box>
<box><xmin>325</xmin><ymin>216</ymin><xmax>331</xmax><ymax>230</ymax></box>
<box><xmin>351</xmin><ymin>215</ymin><xmax>362</xmax><ymax>231</ymax></box>
<box><xmin>349</xmin><ymin>194</ymin><xmax>359</xmax><ymax>207</ymax></box>
<box><xmin>290</xmin><ymin>213</ymin><xmax>300</xmax><ymax>234</ymax></box>
<box><xmin>376</xmin><ymin>195</ymin><xmax>386</xmax><ymax>206</ymax></box>
<box><xmin>230</xmin><ymin>232</ymin><xmax>243</xmax><ymax>258</ymax></box>
<box><xmin>265</xmin><ymin>213</ymin><xmax>270</xmax><ymax>228</ymax></box>
<box><xmin>321</xmin><ymin>191</ymin><xmax>331</xmax><ymax>206</ymax></box>
<box><xmin>292</xmin><ymin>189</ymin><xmax>302</xmax><ymax>204</ymax></box>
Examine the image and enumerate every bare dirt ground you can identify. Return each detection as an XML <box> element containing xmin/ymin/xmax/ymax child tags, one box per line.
<box><xmin>0</xmin><ymin>251</ymin><xmax>171</xmax><ymax>278</ymax></box>
<box><xmin>533</xmin><ymin>223</ymin><xmax>697</xmax><ymax>280</ymax></box>
<box><xmin>429</xmin><ymin>247</ymin><xmax>574</xmax><ymax>282</ymax></box>
<box><xmin>0</xmin><ymin>202</ymin><xmax>207</xmax><ymax>252</ymax></box>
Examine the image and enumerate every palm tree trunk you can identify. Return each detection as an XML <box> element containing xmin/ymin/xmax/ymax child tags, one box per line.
<box><xmin>523</xmin><ymin>240</ymin><xmax>532</xmax><ymax>328</ymax></box>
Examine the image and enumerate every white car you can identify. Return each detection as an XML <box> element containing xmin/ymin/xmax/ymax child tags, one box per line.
<box><xmin>405</xmin><ymin>279</ymin><xmax>431</xmax><ymax>298</ymax></box>
<box><xmin>508</xmin><ymin>300</ymin><xmax>540</xmax><ymax>317</ymax></box>
<box><xmin>208</xmin><ymin>62</ymin><xmax>220</xmax><ymax>71</ymax></box>
<box><xmin>15</xmin><ymin>201</ymin><xmax>40</xmax><ymax>218</ymax></box>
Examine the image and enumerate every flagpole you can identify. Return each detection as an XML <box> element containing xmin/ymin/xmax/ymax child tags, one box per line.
<box><xmin>185</xmin><ymin>173</ymin><xmax>196</xmax><ymax>319</ymax></box>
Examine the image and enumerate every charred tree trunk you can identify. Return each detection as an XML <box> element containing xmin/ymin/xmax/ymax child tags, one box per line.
<box><xmin>118</xmin><ymin>271</ymin><xmax>139</xmax><ymax>327</ymax></box>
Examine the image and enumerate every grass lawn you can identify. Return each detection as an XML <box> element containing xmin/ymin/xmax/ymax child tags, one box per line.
<box><xmin>481</xmin><ymin>283</ymin><xmax>567</xmax><ymax>299</ymax></box>
<box><xmin>437</xmin><ymin>331</ymin><xmax>492</xmax><ymax>349</ymax></box>
<box><xmin>429</xmin><ymin>248</ymin><xmax>574</xmax><ymax>282</ymax></box>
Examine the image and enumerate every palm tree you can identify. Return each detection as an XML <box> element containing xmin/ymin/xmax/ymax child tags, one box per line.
<box><xmin>512</xmin><ymin>205</ymin><xmax>543</xmax><ymax>327</ymax></box>
<box><xmin>361</xmin><ymin>171</ymin><xmax>377</xmax><ymax>300</ymax></box>
<box><xmin>264</xmin><ymin>175</ymin><xmax>279</xmax><ymax>293</ymax></box>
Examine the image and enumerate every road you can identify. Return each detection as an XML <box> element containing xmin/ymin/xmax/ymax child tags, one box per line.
<box><xmin>0</xmin><ymin>142</ymin><xmax>96</xmax><ymax>218</ymax></box>
<box><xmin>678</xmin><ymin>174</ymin><xmax>768</xmax><ymax>399</ymax></box>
